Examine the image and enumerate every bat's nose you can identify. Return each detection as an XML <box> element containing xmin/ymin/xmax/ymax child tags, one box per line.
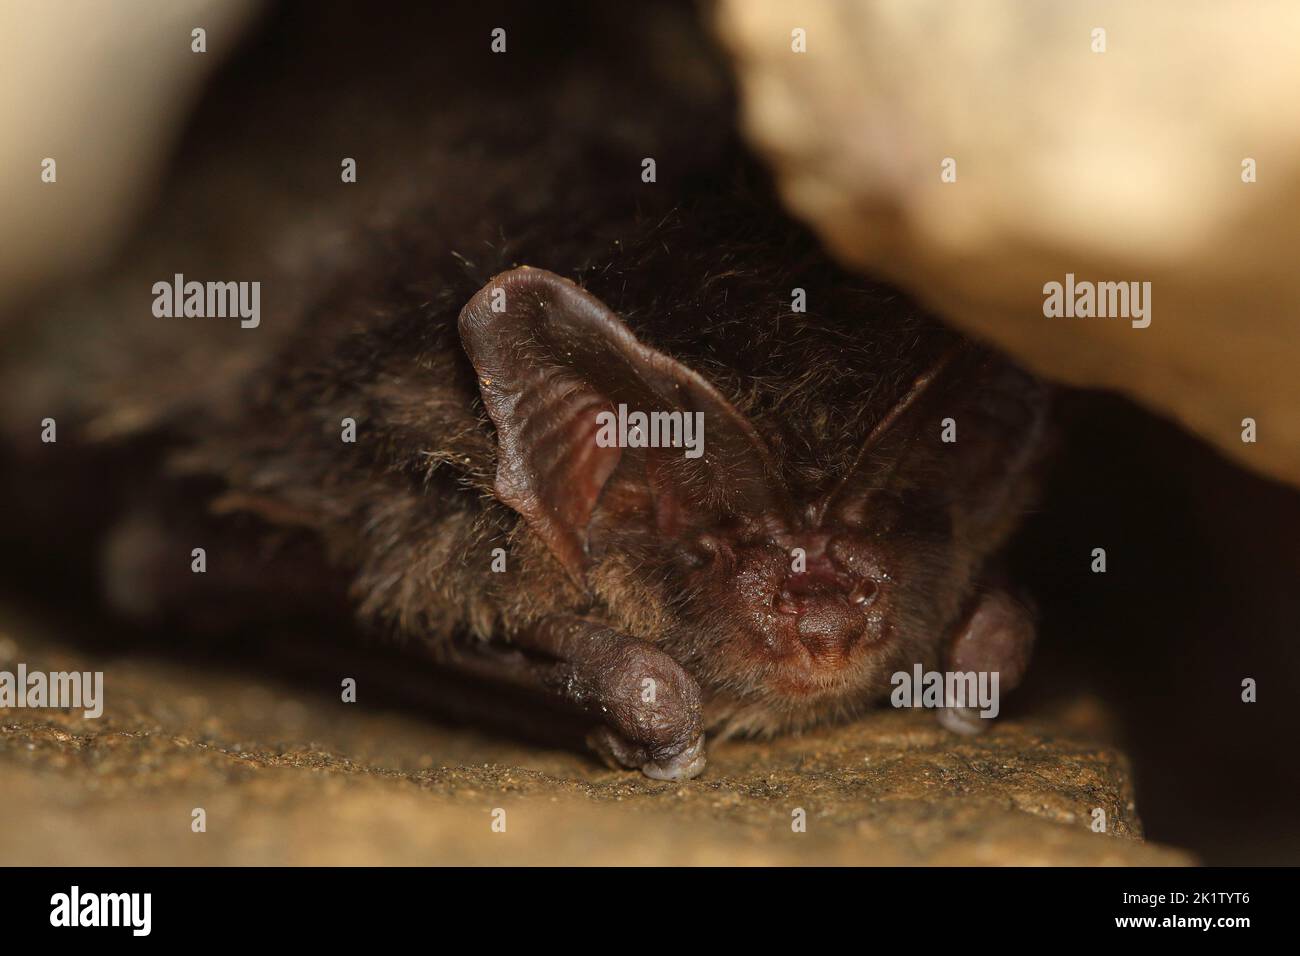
<box><xmin>770</xmin><ymin>537</ymin><xmax>885</xmax><ymax>662</ymax></box>
<box><xmin>773</xmin><ymin>573</ymin><xmax>880</xmax><ymax>663</ymax></box>
<box><xmin>794</xmin><ymin>600</ymin><xmax>867</xmax><ymax>662</ymax></box>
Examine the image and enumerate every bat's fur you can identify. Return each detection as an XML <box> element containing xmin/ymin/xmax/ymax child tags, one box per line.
<box><xmin>0</xmin><ymin>0</ymin><xmax>1050</xmax><ymax>743</ymax></box>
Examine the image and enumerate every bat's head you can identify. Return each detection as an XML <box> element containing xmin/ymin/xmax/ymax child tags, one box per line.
<box><xmin>460</xmin><ymin>268</ymin><xmax>1045</xmax><ymax>735</ymax></box>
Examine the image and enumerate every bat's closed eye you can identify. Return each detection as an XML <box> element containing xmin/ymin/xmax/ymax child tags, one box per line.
<box><xmin>674</xmin><ymin>533</ymin><xmax>722</xmax><ymax>570</ymax></box>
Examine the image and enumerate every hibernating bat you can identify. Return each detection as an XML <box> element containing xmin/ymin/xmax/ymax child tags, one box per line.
<box><xmin>0</xmin><ymin>0</ymin><xmax>1051</xmax><ymax>779</ymax></box>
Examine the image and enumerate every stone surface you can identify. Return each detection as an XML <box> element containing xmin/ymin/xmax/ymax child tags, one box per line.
<box><xmin>0</xmin><ymin>611</ymin><xmax>1191</xmax><ymax>865</ymax></box>
<box><xmin>716</xmin><ymin>0</ymin><xmax>1300</xmax><ymax>489</ymax></box>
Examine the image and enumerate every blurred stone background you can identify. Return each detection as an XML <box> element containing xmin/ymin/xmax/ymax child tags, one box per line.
<box><xmin>6</xmin><ymin>3</ymin><xmax>1298</xmax><ymax>484</ymax></box>
<box><xmin>717</xmin><ymin>0</ymin><xmax>1300</xmax><ymax>489</ymax></box>
<box><xmin>0</xmin><ymin>0</ymin><xmax>259</xmax><ymax>314</ymax></box>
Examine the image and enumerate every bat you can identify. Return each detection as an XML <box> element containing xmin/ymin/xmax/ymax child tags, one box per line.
<box><xmin>0</xmin><ymin>0</ymin><xmax>1052</xmax><ymax>780</ymax></box>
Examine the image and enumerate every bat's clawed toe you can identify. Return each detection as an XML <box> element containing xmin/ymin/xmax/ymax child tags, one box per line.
<box><xmin>937</xmin><ymin>706</ymin><xmax>988</xmax><ymax>736</ymax></box>
<box><xmin>641</xmin><ymin>732</ymin><xmax>707</xmax><ymax>781</ymax></box>
<box><xmin>587</xmin><ymin>725</ymin><xmax>707</xmax><ymax>781</ymax></box>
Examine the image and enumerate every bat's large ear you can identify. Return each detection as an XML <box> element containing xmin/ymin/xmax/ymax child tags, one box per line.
<box><xmin>459</xmin><ymin>267</ymin><xmax>785</xmax><ymax>580</ymax></box>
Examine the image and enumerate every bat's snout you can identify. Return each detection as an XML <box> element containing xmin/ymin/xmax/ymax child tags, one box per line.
<box><xmin>770</xmin><ymin>545</ymin><xmax>888</xmax><ymax>665</ymax></box>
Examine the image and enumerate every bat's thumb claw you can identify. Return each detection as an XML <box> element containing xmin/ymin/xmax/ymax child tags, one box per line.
<box><xmin>588</xmin><ymin>726</ymin><xmax>707</xmax><ymax>781</ymax></box>
<box><xmin>937</xmin><ymin>705</ymin><xmax>990</xmax><ymax>736</ymax></box>
<box><xmin>640</xmin><ymin>733</ymin><xmax>707</xmax><ymax>782</ymax></box>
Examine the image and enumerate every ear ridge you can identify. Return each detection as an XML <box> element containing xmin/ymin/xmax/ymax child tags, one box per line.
<box><xmin>459</xmin><ymin>266</ymin><xmax>785</xmax><ymax>579</ymax></box>
<box><xmin>490</xmin><ymin>371</ymin><xmax>622</xmax><ymax>578</ymax></box>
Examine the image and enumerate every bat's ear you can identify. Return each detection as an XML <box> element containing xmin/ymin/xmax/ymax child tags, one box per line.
<box><xmin>459</xmin><ymin>267</ymin><xmax>785</xmax><ymax>581</ymax></box>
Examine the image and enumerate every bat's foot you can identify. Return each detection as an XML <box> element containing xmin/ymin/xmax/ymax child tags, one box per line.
<box><xmin>580</xmin><ymin>638</ymin><xmax>705</xmax><ymax>780</ymax></box>
<box><xmin>588</xmin><ymin>726</ymin><xmax>707</xmax><ymax>781</ymax></box>
<box><xmin>491</xmin><ymin>617</ymin><xmax>706</xmax><ymax>781</ymax></box>
<box><xmin>938</xmin><ymin>586</ymin><xmax>1036</xmax><ymax>736</ymax></box>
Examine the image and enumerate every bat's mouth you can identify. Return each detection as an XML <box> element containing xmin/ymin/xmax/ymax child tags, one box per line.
<box><xmin>755</xmin><ymin>636</ymin><xmax>895</xmax><ymax>705</ymax></box>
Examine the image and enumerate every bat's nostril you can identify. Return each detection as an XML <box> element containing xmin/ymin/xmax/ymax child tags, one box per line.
<box><xmin>850</xmin><ymin>579</ymin><xmax>879</xmax><ymax>607</ymax></box>
<box><xmin>774</xmin><ymin>588</ymin><xmax>802</xmax><ymax>616</ymax></box>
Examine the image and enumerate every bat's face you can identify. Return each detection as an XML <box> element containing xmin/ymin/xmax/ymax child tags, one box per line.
<box><xmin>657</xmin><ymin>503</ymin><xmax>966</xmax><ymax>735</ymax></box>
<box><xmin>460</xmin><ymin>267</ymin><xmax>1045</xmax><ymax>739</ymax></box>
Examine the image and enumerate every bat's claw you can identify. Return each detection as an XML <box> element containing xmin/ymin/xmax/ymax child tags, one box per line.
<box><xmin>587</xmin><ymin>726</ymin><xmax>707</xmax><ymax>781</ymax></box>
<box><xmin>937</xmin><ymin>705</ymin><xmax>989</xmax><ymax>736</ymax></box>
<box><xmin>641</xmin><ymin>733</ymin><xmax>707</xmax><ymax>781</ymax></box>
